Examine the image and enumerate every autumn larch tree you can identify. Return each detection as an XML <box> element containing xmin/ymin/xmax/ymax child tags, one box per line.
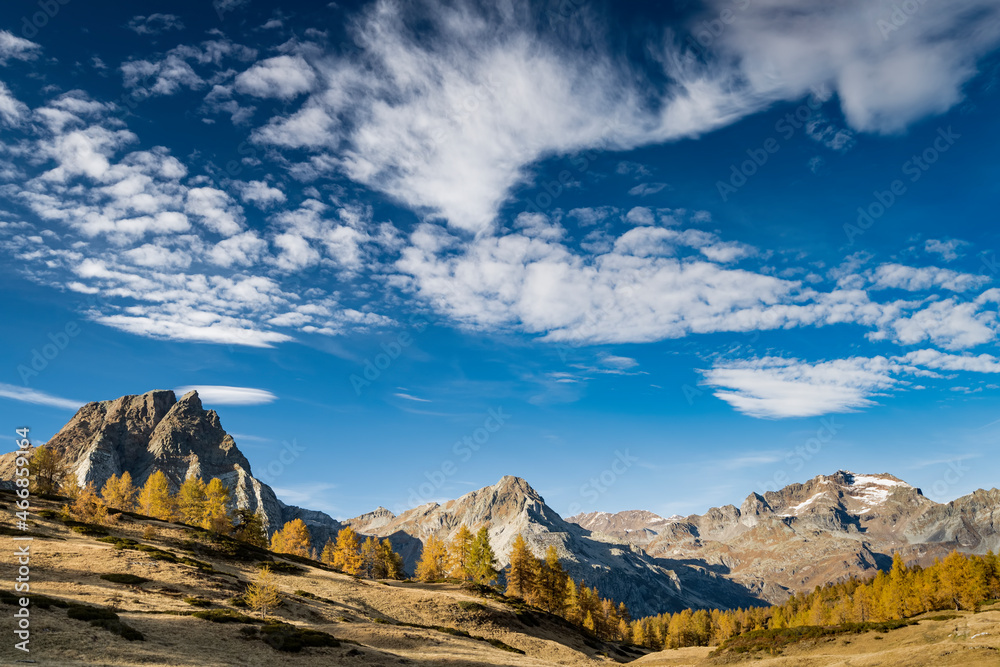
<box><xmin>270</xmin><ymin>518</ymin><xmax>312</xmax><ymax>558</ymax></box>
<box><xmin>100</xmin><ymin>471</ymin><xmax>137</xmax><ymax>511</ymax></box>
<box><xmin>202</xmin><ymin>478</ymin><xmax>232</xmax><ymax>534</ymax></box>
<box><xmin>244</xmin><ymin>565</ymin><xmax>282</xmax><ymax>620</ymax></box>
<box><xmin>415</xmin><ymin>535</ymin><xmax>449</xmax><ymax>582</ymax></box>
<box><xmin>379</xmin><ymin>539</ymin><xmax>406</xmax><ymax>580</ymax></box>
<box><xmin>505</xmin><ymin>533</ymin><xmax>536</xmax><ymax>600</ymax></box>
<box><xmin>330</xmin><ymin>526</ymin><xmax>363</xmax><ymax>574</ymax></box>
<box><xmin>359</xmin><ymin>536</ymin><xmax>381</xmax><ymax>579</ymax></box>
<box><xmin>468</xmin><ymin>525</ymin><xmax>499</xmax><ymax>586</ymax></box>
<box><xmin>176</xmin><ymin>476</ymin><xmax>207</xmax><ymax>525</ymax></box>
<box><xmin>68</xmin><ymin>482</ymin><xmax>108</xmax><ymax>525</ymax></box>
<box><xmin>137</xmin><ymin>470</ymin><xmax>176</xmax><ymax>520</ymax></box>
<box><xmin>448</xmin><ymin>524</ymin><xmax>475</xmax><ymax>580</ymax></box>
<box><xmin>536</xmin><ymin>545</ymin><xmax>567</xmax><ymax>613</ymax></box>
<box><xmin>28</xmin><ymin>446</ymin><xmax>66</xmax><ymax>495</ymax></box>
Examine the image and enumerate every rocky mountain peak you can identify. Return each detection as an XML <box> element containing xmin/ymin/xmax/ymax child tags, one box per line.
<box><xmin>0</xmin><ymin>389</ymin><xmax>343</xmax><ymax>542</ymax></box>
<box><xmin>491</xmin><ymin>475</ymin><xmax>543</xmax><ymax>502</ymax></box>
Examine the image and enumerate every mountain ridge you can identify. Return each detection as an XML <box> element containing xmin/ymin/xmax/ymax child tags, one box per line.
<box><xmin>2</xmin><ymin>390</ymin><xmax>999</xmax><ymax>618</ymax></box>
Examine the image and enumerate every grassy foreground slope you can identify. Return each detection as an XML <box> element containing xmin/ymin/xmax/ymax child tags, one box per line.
<box><xmin>2</xmin><ymin>489</ymin><xmax>998</xmax><ymax>666</ymax></box>
<box><xmin>632</xmin><ymin>605</ymin><xmax>1000</xmax><ymax>666</ymax></box>
<box><xmin>0</xmin><ymin>490</ymin><xmax>645</xmax><ymax>666</ymax></box>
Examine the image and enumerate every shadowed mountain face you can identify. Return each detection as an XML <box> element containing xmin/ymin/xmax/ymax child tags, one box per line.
<box><xmin>0</xmin><ymin>390</ymin><xmax>342</xmax><ymax>543</ymax></box>
<box><xmin>345</xmin><ymin>476</ymin><xmax>769</xmax><ymax>617</ymax></box>
<box><xmin>569</xmin><ymin>471</ymin><xmax>1000</xmax><ymax>606</ymax></box>
<box><xmin>3</xmin><ymin>392</ymin><xmax>998</xmax><ymax>618</ymax></box>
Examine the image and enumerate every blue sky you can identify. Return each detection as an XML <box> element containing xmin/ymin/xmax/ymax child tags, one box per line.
<box><xmin>1</xmin><ymin>0</ymin><xmax>1000</xmax><ymax>520</ymax></box>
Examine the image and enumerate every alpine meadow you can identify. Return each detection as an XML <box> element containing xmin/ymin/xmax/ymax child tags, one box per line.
<box><xmin>1</xmin><ymin>1</ymin><xmax>1000</xmax><ymax>665</ymax></box>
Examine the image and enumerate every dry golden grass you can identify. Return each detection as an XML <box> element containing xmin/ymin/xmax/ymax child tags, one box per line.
<box><xmin>2</xmin><ymin>491</ymin><xmax>996</xmax><ymax>667</ymax></box>
<box><xmin>633</xmin><ymin>606</ymin><xmax>1000</xmax><ymax>667</ymax></box>
<box><xmin>0</xmin><ymin>492</ymin><xmax>640</xmax><ymax>666</ymax></box>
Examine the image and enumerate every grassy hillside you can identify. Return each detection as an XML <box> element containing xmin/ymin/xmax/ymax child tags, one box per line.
<box><xmin>2</xmin><ymin>489</ymin><xmax>998</xmax><ymax>666</ymax></box>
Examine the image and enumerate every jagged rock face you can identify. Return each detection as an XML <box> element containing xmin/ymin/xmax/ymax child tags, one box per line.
<box><xmin>347</xmin><ymin>476</ymin><xmax>765</xmax><ymax>617</ymax></box>
<box><xmin>569</xmin><ymin>470</ymin><xmax>1000</xmax><ymax>606</ymax></box>
<box><xmin>0</xmin><ymin>390</ymin><xmax>340</xmax><ymax>541</ymax></box>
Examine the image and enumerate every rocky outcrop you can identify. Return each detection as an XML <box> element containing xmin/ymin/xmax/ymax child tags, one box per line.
<box><xmin>569</xmin><ymin>470</ymin><xmax>1000</xmax><ymax>606</ymax></box>
<box><xmin>0</xmin><ymin>390</ymin><xmax>340</xmax><ymax>541</ymax></box>
<box><xmin>347</xmin><ymin>476</ymin><xmax>766</xmax><ymax>617</ymax></box>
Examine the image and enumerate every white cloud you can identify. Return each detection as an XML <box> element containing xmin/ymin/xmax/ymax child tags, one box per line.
<box><xmin>0</xmin><ymin>81</ymin><xmax>27</xmax><ymax>125</ymax></box>
<box><xmin>126</xmin><ymin>14</ymin><xmax>184</xmax><ymax>35</ymax></box>
<box><xmin>235</xmin><ymin>55</ymin><xmax>316</xmax><ymax>99</ymax></box>
<box><xmin>394</xmin><ymin>392</ymin><xmax>431</xmax><ymax>402</ymax></box>
<box><xmin>121</xmin><ymin>40</ymin><xmax>256</xmax><ymax>98</ymax></box>
<box><xmin>174</xmin><ymin>385</ymin><xmax>277</xmax><ymax>405</ymax></box>
<box><xmin>599</xmin><ymin>354</ymin><xmax>638</xmax><ymax>370</ymax></box>
<box><xmin>868</xmin><ymin>263</ymin><xmax>987</xmax><ymax>292</ymax></box>
<box><xmin>568</xmin><ymin>207</ymin><xmax>618</xmax><ymax>227</ymax></box>
<box><xmin>896</xmin><ymin>349</ymin><xmax>1000</xmax><ymax>374</ymax></box>
<box><xmin>625</xmin><ymin>207</ymin><xmax>655</xmax><ymax>225</ymax></box>
<box><xmin>395</xmin><ymin>221</ymin><xmax>906</xmax><ymax>345</ymax></box>
<box><xmin>701</xmin><ymin>356</ymin><xmax>900</xmax><ymax>419</ymax></box>
<box><xmin>924</xmin><ymin>238</ymin><xmax>968</xmax><ymax>262</ymax></box>
<box><xmin>883</xmin><ymin>297</ymin><xmax>997</xmax><ymax>350</ymax></box>
<box><xmin>236</xmin><ymin>180</ymin><xmax>286</xmax><ymax>208</ymax></box>
<box><xmin>185</xmin><ymin>187</ymin><xmax>244</xmax><ymax>236</ymax></box>
<box><xmin>96</xmin><ymin>311</ymin><xmax>294</xmax><ymax>347</ymax></box>
<box><xmin>122</xmin><ymin>243</ymin><xmax>192</xmax><ymax>269</ymax></box>
<box><xmin>0</xmin><ymin>31</ymin><xmax>40</xmax><ymax>65</ymax></box>
<box><xmin>246</xmin><ymin>0</ymin><xmax>1000</xmax><ymax>232</ymax></box>
<box><xmin>0</xmin><ymin>383</ymin><xmax>82</xmax><ymax>411</ymax></box>
<box><xmin>628</xmin><ymin>182</ymin><xmax>668</xmax><ymax>196</ymax></box>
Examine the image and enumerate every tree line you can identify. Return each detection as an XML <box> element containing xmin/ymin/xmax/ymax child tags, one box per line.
<box><xmin>628</xmin><ymin>550</ymin><xmax>1000</xmax><ymax>650</ymax></box>
<box><xmin>269</xmin><ymin>520</ymin><xmax>407</xmax><ymax>581</ymax></box>
<box><xmin>416</xmin><ymin>529</ymin><xmax>633</xmax><ymax>641</ymax></box>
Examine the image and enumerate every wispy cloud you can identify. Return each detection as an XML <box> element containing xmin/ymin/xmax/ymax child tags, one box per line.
<box><xmin>394</xmin><ymin>392</ymin><xmax>431</xmax><ymax>402</ymax></box>
<box><xmin>175</xmin><ymin>385</ymin><xmax>278</xmax><ymax>405</ymax></box>
<box><xmin>701</xmin><ymin>356</ymin><xmax>900</xmax><ymax>419</ymax></box>
<box><xmin>0</xmin><ymin>383</ymin><xmax>82</xmax><ymax>410</ymax></box>
<box><xmin>719</xmin><ymin>451</ymin><xmax>785</xmax><ymax>470</ymax></box>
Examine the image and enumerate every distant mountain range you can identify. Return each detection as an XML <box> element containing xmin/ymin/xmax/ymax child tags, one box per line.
<box><xmin>3</xmin><ymin>390</ymin><xmax>999</xmax><ymax>617</ymax></box>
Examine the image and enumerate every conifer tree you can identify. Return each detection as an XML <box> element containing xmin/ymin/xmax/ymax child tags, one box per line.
<box><xmin>202</xmin><ymin>478</ymin><xmax>232</xmax><ymax>533</ymax></box>
<box><xmin>233</xmin><ymin>508</ymin><xmax>268</xmax><ymax>547</ymax></box>
<box><xmin>28</xmin><ymin>446</ymin><xmax>65</xmax><ymax>495</ymax></box>
<box><xmin>69</xmin><ymin>482</ymin><xmax>108</xmax><ymax>525</ymax></box>
<box><xmin>270</xmin><ymin>518</ymin><xmax>312</xmax><ymax>558</ymax></box>
<box><xmin>505</xmin><ymin>533</ymin><xmax>536</xmax><ymax>600</ymax></box>
<box><xmin>415</xmin><ymin>535</ymin><xmax>449</xmax><ymax>581</ymax></box>
<box><xmin>244</xmin><ymin>565</ymin><xmax>281</xmax><ymax>620</ymax></box>
<box><xmin>320</xmin><ymin>538</ymin><xmax>337</xmax><ymax>565</ymax></box>
<box><xmin>379</xmin><ymin>539</ymin><xmax>406</xmax><ymax>580</ymax></box>
<box><xmin>177</xmin><ymin>476</ymin><xmax>207</xmax><ymax>525</ymax></box>
<box><xmin>563</xmin><ymin>578</ymin><xmax>581</xmax><ymax>625</ymax></box>
<box><xmin>359</xmin><ymin>536</ymin><xmax>381</xmax><ymax>579</ymax></box>
<box><xmin>448</xmin><ymin>524</ymin><xmax>475</xmax><ymax>580</ymax></box>
<box><xmin>137</xmin><ymin>470</ymin><xmax>176</xmax><ymax>520</ymax></box>
<box><xmin>331</xmin><ymin>526</ymin><xmax>363</xmax><ymax>574</ymax></box>
<box><xmin>537</xmin><ymin>545</ymin><xmax>567</xmax><ymax>614</ymax></box>
<box><xmin>468</xmin><ymin>525</ymin><xmax>499</xmax><ymax>586</ymax></box>
<box><xmin>100</xmin><ymin>471</ymin><xmax>137</xmax><ymax>511</ymax></box>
